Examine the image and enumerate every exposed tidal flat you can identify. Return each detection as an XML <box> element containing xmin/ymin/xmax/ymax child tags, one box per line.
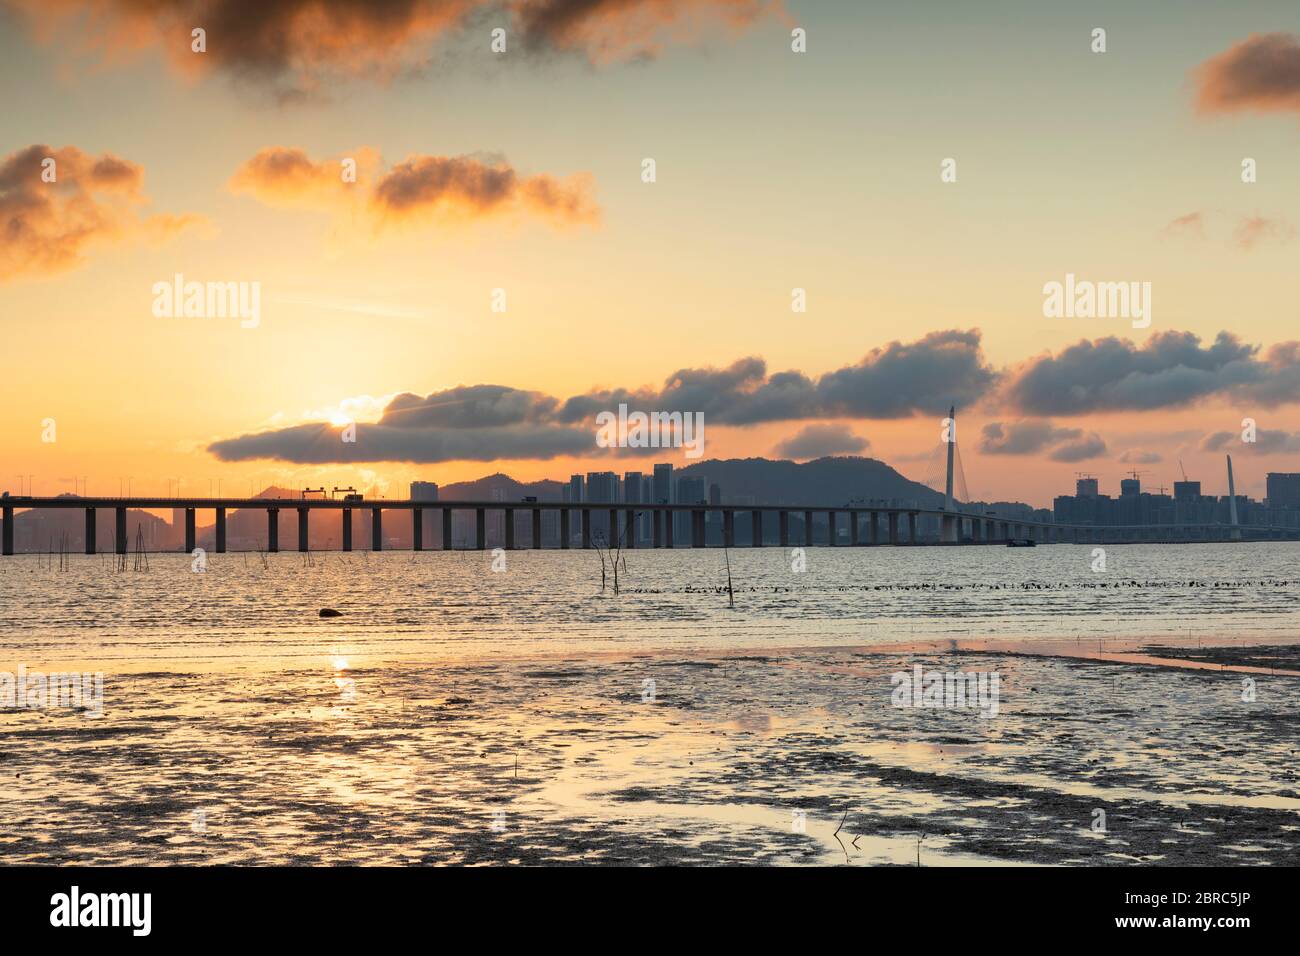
<box><xmin>1</xmin><ymin>545</ymin><xmax>1298</xmax><ymax>865</ymax></box>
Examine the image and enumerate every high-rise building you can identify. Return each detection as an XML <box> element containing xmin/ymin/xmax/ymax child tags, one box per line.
<box><xmin>652</xmin><ymin>463</ymin><xmax>673</xmax><ymax>504</ymax></box>
<box><xmin>1267</xmin><ymin>473</ymin><xmax>1300</xmax><ymax>509</ymax></box>
<box><xmin>569</xmin><ymin>474</ymin><xmax>584</xmax><ymax>505</ymax></box>
<box><xmin>1173</xmin><ymin>481</ymin><xmax>1200</xmax><ymax>501</ymax></box>
<box><xmin>585</xmin><ymin>472</ymin><xmax>617</xmax><ymax>503</ymax></box>
<box><xmin>1076</xmin><ymin>477</ymin><xmax>1099</xmax><ymax>498</ymax></box>
<box><xmin>410</xmin><ymin>481</ymin><xmax>439</xmax><ymax>501</ymax></box>
<box><xmin>623</xmin><ymin>472</ymin><xmax>643</xmax><ymax>504</ymax></box>
<box><xmin>1120</xmin><ymin>478</ymin><xmax>1140</xmax><ymax>497</ymax></box>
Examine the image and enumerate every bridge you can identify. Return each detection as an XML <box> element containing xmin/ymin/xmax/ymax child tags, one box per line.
<box><xmin>2</xmin><ymin>493</ymin><xmax>1297</xmax><ymax>556</ymax></box>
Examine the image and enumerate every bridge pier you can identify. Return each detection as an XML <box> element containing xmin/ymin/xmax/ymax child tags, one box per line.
<box><xmin>723</xmin><ymin>510</ymin><xmax>735</xmax><ymax>548</ymax></box>
<box><xmin>581</xmin><ymin>509</ymin><xmax>591</xmax><ymax>549</ymax></box>
<box><xmin>625</xmin><ymin>509</ymin><xmax>636</xmax><ymax>549</ymax></box>
<box><xmin>371</xmin><ymin>508</ymin><xmax>382</xmax><ymax>551</ymax></box>
<box><xmin>185</xmin><ymin>508</ymin><xmax>196</xmax><ymax>552</ymax></box>
<box><xmin>342</xmin><ymin>509</ymin><xmax>352</xmax><ymax>551</ymax></box>
<box><xmin>115</xmin><ymin>507</ymin><xmax>127</xmax><ymax>554</ymax></box>
<box><xmin>2</xmin><ymin>506</ymin><xmax>12</xmax><ymax>555</ymax></box>
<box><xmin>804</xmin><ymin>510</ymin><xmax>814</xmax><ymax>547</ymax></box>
<box><xmin>561</xmin><ymin>509</ymin><xmax>571</xmax><ymax>549</ymax></box>
<box><xmin>850</xmin><ymin>512</ymin><xmax>859</xmax><ymax>546</ymax></box>
<box><xmin>664</xmin><ymin>509</ymin><xmax>674</xmax><ymax>548</ymax></box>
<box><xmin>475</xmin><ymin>508</ymin><xmax>486</xmax><ymax>550</ymax></box>
<box><xmin>651</xmin><ymin>510</ymin><xmax>661</xmax><ymax>548</ymax></box>
<box><xmin>971</xmin><ymin>518</ymin><xmax>981</xmax><ymax>543</ymax></box>
<box><xmin>533</xmin><ymin>509</ymin><xmax>543</xmax><ymax>549</ymax></box>
<box><xmin>827</xmin><ymin>511</ymin><xmax>837</xmax><ymax>547</ymax></box>
<box><xmin>216</xmin><ymin>508</ymin><xmax>226</xmax><ymax>553</ymax></box>
<box><xmin>505</xmin><ymin>508</ymin><xmax>515</xmax><ymax>550</ymax></box>
<box><xmin>298</xmin><ymin>508</ymin><xmax>309</xmax><ymax>552</ymax></box>
<box><xmin>888</xmin><ymin>512</ymin><xmax>899</xmax><ymax>545</ymax></box>
<box><xmin>692</xmin><ymin>510</ymin><xmax>706</xmax><ymax>548</ymax></box>
<box><xmin>909</xmin><ymin>512</ymin><xmax>918</xmax><ymax>544</ymax></box>
<box><xmin>753</xmin><ymin>510</ymin><xmax>763</xmax><ymax>547</ymax></box>
<box><xmin>85</xmin><ymin>507</ymin><xmax>96</xmax><ymax>554</ymax></box>
<box><xmin>442</xmin><ymin>507</ymin><xmax>452</xmax><ymax>550</ymax></box>
<box><xmin>413</xmin><ymin>508</ymin><xmax>423</xmax><ymax>551</ymax></box>
<box><xmin>779</xmin><ymin>511</ymin><xmax>789</xmax><ymax>547</ymax></box>
<box><xmin>267</xmin><ymin>508</ymin><xmax>279</xmax><ymax>553</ymax></box>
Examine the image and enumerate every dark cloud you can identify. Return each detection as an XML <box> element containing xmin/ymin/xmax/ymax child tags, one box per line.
<box><xmin>207</xmin><ymin>331</ymin><xmax>998</xmax><ymax>464</ymax></box>
<box><xmin>772</xmin><ymin>423</ymin><xmax>868</xmax><ymax>461</ymax></box>
<box><xmin>1048</xmin><ymin>434</ymin><xmax>1107</xmax><ymax>463</ymax></box>
<box><xmin>10</xmin><ymin>0</ymin><xmax>783</xmax><ymax>97</ymax></box>
<box><xmin>1118</xmin><ymin>449</ymin><xmax>1162</xmax><ymax>464</ymax></box>
<box><xmin>1001</xmin><ymin>331</ymin><xmax>1300</xmax><ymax>414</ymax></box>
<box><xmin>208</xmin><ymin>421</ymin><xmax>596</xmax><ymax>464</ymax></box>
<box><xmin>1194</xmin><ymin>32</ymin><xmax>1300</xmax><ymax>116</ymax></box>
<box><xmin>1200</xmin><ymin>429</ymin><xmax>1300</xmax><ymax>455</ymax></box>
<box><xmin>978</xmin><ymin>420</ymin><xmax>1081</xmax><ymax>455</ymax></box>
<box><xmin>231</xmin><ymin>147</ymin><xmax>599</xmax><ymax>228</ymax></box>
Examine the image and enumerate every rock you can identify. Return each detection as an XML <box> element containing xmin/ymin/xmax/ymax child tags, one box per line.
<box><xmin>318</xmin><ymin>608</ymin><xmax>343</xmax><ymax>618</ymax></box>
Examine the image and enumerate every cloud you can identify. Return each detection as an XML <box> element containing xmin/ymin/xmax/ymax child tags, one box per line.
<box><xmin>772</xmin><ymin>423</ymin><xmax>868</xmax><ymax>460</ymax></box>
<box><xmin>230</xmin><ymin>147</ymin><xmax>598</xmax><ymax>229</ymax></box>
<box><xmin>1201</xmin><ymin>429</ymin><xmax>1300</xmax><ymax>455</ymax></box>
<box><xmin>513</xmin><ymin>0</ymin><xmax>787</xmax><ymax>63</ymax></box>
<box><xmin>1048</xmin><ymin>433</ymin><xmax>1107</xmax><ymax>462</ymax></box>
<box><xmin>1194</xmin><ymin>33</ymin><xmax>1300</xmax><ymax>116</ymax></box>
<box><xmin>1001</xmin><ymin>330</ymin><xmax>1300</xmax><ymax>414</ymax></box>
<box><xmin>978</xmin><ymin>420</ymin><xmax>1080</xmax><ymax>455</ymax></box>
<box><xmin>978</xmin><ymin>419</ymin><xmax>1105</xmax><ymax>461</ymax></box>
<box><xmin>208</xmin><ymin>331</ymin><xmax>1000</xmax><ymax>463</ymax></box>
<box><xmin>1118</xmin><ymin>449</ymin><xmax>1162</xmax><ymax>464</ymax></box>
<box><xmin>1162</xmin><ymin>211</ymin><xmax>1205</xmax><ymax>238</ymax></box>
<box><xmin>1233</xmin><ymin>215</ymin><xmax>1294</xmax><ymax>249</ymax></box>
<box><xmin>7</xmin><ymin>0</ymin><xmax>783</xmax><ymax>97</ymax></box>
<box><xmin>0</xmin><ymin>143</ymin><xmax>200</xmax><ymax>281</ymax></box>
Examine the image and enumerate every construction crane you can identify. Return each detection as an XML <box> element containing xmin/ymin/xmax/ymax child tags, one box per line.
<box><xmin>1178</xmin><ymin>459</ymin><xmax>1189</xmax><ymax>482</ymax></box>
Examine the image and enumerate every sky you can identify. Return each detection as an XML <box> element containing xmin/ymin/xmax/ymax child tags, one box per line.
<box><xmin>2</xmin><ymin>0</ymin><xmax>1300</xmax><ymax>507</ymax></box>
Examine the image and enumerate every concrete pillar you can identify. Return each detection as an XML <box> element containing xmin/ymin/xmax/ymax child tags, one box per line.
<box><xmin>608</xmin><ymin>508</ymin><xmax>619</xmax><ymax>548</ymax></box>
<box><xmin>779</xmin><ymin>511</ymin><xmax>789</xmax><ymax>547</ymax></box>
<box><xmin>582</xmin><ymin>509</ymin><xmax>592</xmax><ymax>549</ymax></box>
<box><xmin>115</xmin><ymin>507</ymin><xmax>127</xmax><ymax>555</ymax></box>
<box><xmin>475</xmin><ymin>508</ymin><xmax>486</xmax><ymax>550</ymax></box>
<box><xmin>803</xmin><ymin>510</ymin><xmax>814</xmax><ymax>547</ymax></box>
<box><xmin>442</xmin><ymin>507</ymin><xmax>452</xmax><ymax>550</ymax></box>
<box><xmin>625</xmin><ymin>509</ymin><xmax>636</xmax><ymax>549</ymax></box>
<box><xmin>342</xmin><ymin>509</ymin><xmax>352</xmax><ymax>551</ymax></box>
<box><xmin>561</xmin><ymin>509</ymin><xmax>571</xmax><ymax>549</ymax></box>
<box><xmin>664</xmin><ymin>510</ymin><xmax>674</xmax><ymax>548</ymax></box>
<box><xmin>413</xmin><ymin>508</ymin><xmax>423</xmax><ymax>551</ymax></box>
<box><xmin>371</xmin><ymin>508</ymin><xmax>382</xmax><ymax>551</ymax></box>
<box><xmin>267</xmin><ymin>508</ymin><xmax>279</xmax><ymax>553</ymax></box>
<box><xmin>215</xmin><ymin>508</ymin><xmax>226</xmax><ymax>553</ymax></box>
<box><xmin>692</xmin><ymin>509</ymin><xmax>706</xmax><ymax>548</ymax></box>
<box><xmin>753</xmin><ymin>510</ymin><xmax>763</xmax><ymax>547</ymax></box>
<box><xmin>85</xmin><ymin>507</ymin><xmax>96</xmax><ymax>554</ymax></box>
<box><xmin>2</xmin><ymin>506</ymin><xmax>13</xmax><ymax>555</ymax></box>
<box><xmin>297</xmin><ymin>508</ymin><xmax>309</xmax><ymax>552</ymax></box>
<box><xmin>888</xmin><ymin>512</ymin><xmax>899</xmax><ymax>545</ymax></box>
<box><xmin>972</xmin><ymin>518</ymin><xmax>981</xmax><ymax>543</ymax></box>
<box><xmin>723</xmin><ymin>510</ymin><xmax>735</xmax><ymax>548</ymax></box>
<box><xmin>505</xmin><ymin>508</ymin><xmax>515</xmax><ymax>550</ymax></box>
<box><xmin>870</xmin><ymin>512</ymin><xmax>880</xmax><ymax>545</ymax></box>
<box><xmin>184</xmin><ymin>508</ymin><xmax>196</xmax><ymax>552</ymax></box>
<box><xmin>850</xmin><ymin>512</ymin><xmax>859</xmax><ymax>546</ymax></box>
<box><xmin>529</xmin><ymin>509</ymin><xmax>540</xmax><ymax>549</ymax></box>
<box><xmin>909</xmin><ymin>512</ymin><xmax>918</xmax><ymax>544</ymax></box>
<box><xmin>652</xmin><ymin>510</ymin><xmax>662</xmax><ymax>548</ymax></box>
<box><xmin>828</xmin><ymin>511</ymin><xmax>837</xmax><ymax>547</ymax></box>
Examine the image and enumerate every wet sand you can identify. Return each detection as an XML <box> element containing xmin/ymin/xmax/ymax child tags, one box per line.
<box><xmin>2</xmin><ymin>636</ymin><xmax>1297</xmax><ymax>866</ymax></box>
